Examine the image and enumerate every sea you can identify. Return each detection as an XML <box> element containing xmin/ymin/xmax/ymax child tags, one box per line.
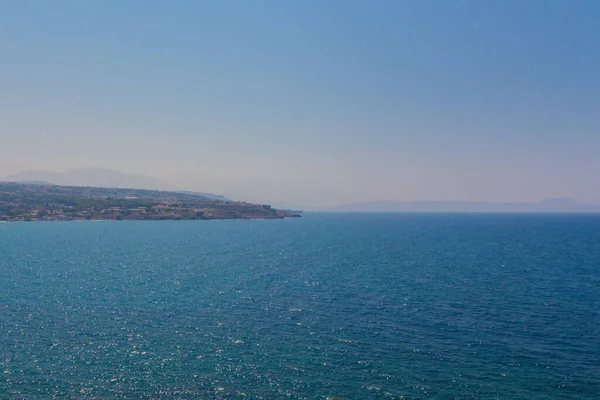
<box><xmin>0</xmin><ymin>213</ymin><xmax>598</xmax><ymax>399</ymax></box>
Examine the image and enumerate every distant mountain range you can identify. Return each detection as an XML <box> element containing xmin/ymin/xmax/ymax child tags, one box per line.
<box><xmin>6</xmin><ymin>168</ymin><xmax>177</xmax><ymax>190</ymax></box>
<box><xmin>333</xmin><ymin>198</ymin><xmax>600</xmax><ymax>213</ymax></box>
<box><xmin>4</xmin><ymin>169</ymin><xmax>230</xmax><ymax>202</ymax></box>
<box><xmin>6</xmin><ymin>170</ymin><xmax>598</xmax><ymax>213</ymax></box>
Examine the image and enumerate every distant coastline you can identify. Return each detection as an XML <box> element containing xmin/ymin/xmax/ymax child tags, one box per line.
<box><xmin>0</xmin><ymin>182</ymin><xmax>301</xmax><ymax>222</ymax></box>
<box><xmin>332</xmin><ymin>198</ymin><xmax>600</xmax><ymax>214</ymax></box>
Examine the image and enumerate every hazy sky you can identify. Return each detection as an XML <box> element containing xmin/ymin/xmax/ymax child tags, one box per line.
<box><xmin>2</xmin><ymin>1</ymin><xmax>599</xmax><ymax>208</ymax></box>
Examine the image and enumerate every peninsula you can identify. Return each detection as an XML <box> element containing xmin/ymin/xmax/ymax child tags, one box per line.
<box><xmin>0</xmin><ymin>182</ymin><xmax>301</xmax><ymax>222</ymax></box>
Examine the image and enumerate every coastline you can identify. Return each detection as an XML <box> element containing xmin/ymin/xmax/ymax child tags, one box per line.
<box><xmin>0</xmin><ymin>182</ymin><xmax>302</xmax><ymax>222</ymax></box>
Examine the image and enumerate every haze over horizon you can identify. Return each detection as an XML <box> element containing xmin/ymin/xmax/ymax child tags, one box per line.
<box><xmin>2</xmin><ymin>1</ymin><xmax>600</xmax><ymax>209</ymax></box>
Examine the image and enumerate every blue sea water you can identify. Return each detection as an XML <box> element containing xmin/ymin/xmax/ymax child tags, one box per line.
<box><xmin>0</xmin><ymin>213</ymin><xmax>599</xmax><ymax>399</ymax></box>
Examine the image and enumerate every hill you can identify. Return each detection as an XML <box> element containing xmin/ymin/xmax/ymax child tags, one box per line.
<box><xmin>175</xmin><ymin>191</ymin><xmax>231</xmax><ymax>202</ymax></box>
<box><xmin>0</xmin><ymin>182</ymin><xmax>301</xmax><ymax>221</ymax></box>
<box><xmin>5</xmin><ymin>168</ymin><xmax>179</xmax><ymax>191</ymax></box>
<box><xmin>5</xmin><ymin>169</ymin><xmax>230</xmax><ymax>202</ymax></box>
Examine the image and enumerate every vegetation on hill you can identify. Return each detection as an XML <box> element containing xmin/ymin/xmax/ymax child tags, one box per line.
<box><xmin>0</xmin><ymin>182</ymin><xmax>301</xmax><ymax>221</ymax></box>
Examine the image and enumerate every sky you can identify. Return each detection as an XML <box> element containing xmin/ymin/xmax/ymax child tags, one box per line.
<box><xmin>1</xmin><ymin>1</ymin><xmax>599</xmax><ymax>208</ymax></box>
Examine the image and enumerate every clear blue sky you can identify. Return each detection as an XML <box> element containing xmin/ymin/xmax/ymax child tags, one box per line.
<box><xmin>2</xmin><ymin>1</ymin><xmax>599</xmax><ymax>208</ymax></box>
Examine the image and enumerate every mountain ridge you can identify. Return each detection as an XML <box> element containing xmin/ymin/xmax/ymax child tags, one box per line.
<box><xmin>4</xmin><ymin>169</ymin><xmax>230</xmax><ymax>202</ymax></box>
<box><xmin>5</xmin><ymin>169</ymin><xmax>179</xmax><ymax>190</ymax></box>
<box><xmin>333</xmin><ymin>198</ymin><xmax>600</xmax><ymax>213</ymax></box>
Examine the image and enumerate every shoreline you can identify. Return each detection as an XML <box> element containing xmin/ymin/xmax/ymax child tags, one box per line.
<box><xmin>0</xmin><ymin>216</ymin><xmax>301</xmax><ymax>223</ymax></box>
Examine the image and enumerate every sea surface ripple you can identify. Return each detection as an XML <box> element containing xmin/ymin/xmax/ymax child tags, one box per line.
<box><xmin>1</xmin><ymin>213</ymin><xmax>599</xmax><ymax>399</ymax></box>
